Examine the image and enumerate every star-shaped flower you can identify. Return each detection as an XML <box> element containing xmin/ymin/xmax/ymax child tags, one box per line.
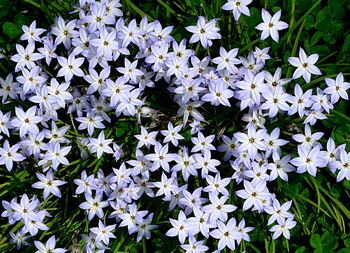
<box><xmin>288</xmin><ymin>48</ymin><xmax>321</xmax><ymax>83</ymax></box>
<box><xmin>255</xmin><ymin>9</ymin><xmax>288</xmax><ymax>42</ymax></box>
<box><xmin>185</xmin><ymin>16</ymin><xmax>221</xmax><ymax>48</ymax></box>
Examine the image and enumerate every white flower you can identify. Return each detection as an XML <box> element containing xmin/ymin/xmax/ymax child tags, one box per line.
<box><xmin>324</xmin><ymin>72</ymin><xmax>350</xmax><ymax>104</ymax></box>
<box><xmin>88</xmin><ymin>130</ymin><xmax>114</xmax><ymax>158</ymax></box>
<box><xmin>269</xmin><ymin>217</ymin><xmax>296</xmax><ymax>240</ymax></box>
<box><xmin>255</xmin><ymin>9</ymin><xmax>288</xmax><ymax>42</ymax></box>
<box><xmin>222</xmin><ymin>0</ymin><xmax>252</xmax><ymax>21</ymax></box>
<box><xmin>0</xmin><ymin>140</ymin><xmax>25</xmax><ymax>171</ymax></box>
<box><xmin>288</xmin><ymin>48</ymin><xmax>322</xmax><ymax>83</ymax></box>
<box><xmin>161</xmin><ymin>122</ymin><xmax>184</xmax><ymax>147</ymax></box>
<box><xmin>57</xmin><ymin>54</ymin><xmax>85</xmax><ymax>82</ymax></box>
<box><xmin>165</xmin><ymin>210</ymin><xmax>189</xmax><ymax>244</ymax></box>
<box><xmin>11</xmin><ymin>106</ymin><xmax>42</xmax><ymax>137</ymax></box>
<box><xmin>209</xmin><ymin>218</ymin><xmax>240</xmax><ymax>251</ymax></box>
<box><xmin>90</xmin><ymin>220</ymin><xmax>116</xmax><ymax>245</ymax></box>
<box><xmin>32</xmin><ymin>170</ymin><xmax>66</xmax><ymax>200</ymax></box>
<box><xmin>185</xmin><ymin>16</ymin><xmax>221</xmax><ymax>48</ymax></box>
<box><xmin>34</xmin><ymin>235</ymin><xmax>67</xmax><ymax>253</ymax></box>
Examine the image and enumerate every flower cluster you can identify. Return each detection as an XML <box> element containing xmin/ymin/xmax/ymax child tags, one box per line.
<box><xmin>1</xmin><ymin>0</ymin><xmax>350</xmax><ymax>252</ymax></box>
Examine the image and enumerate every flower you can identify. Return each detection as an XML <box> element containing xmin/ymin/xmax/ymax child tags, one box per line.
<box><xmin>76</xmin><ymin>112</ymin><xmax>105</xmax><ymax>136</ymax></box>
<box><xmin>0</xmin><ymin>140</ymin><xmax>25</xmax><ymax>171</ymax></box>
<box><xmin>333</xmin><ymin>149</ymin><xmax>350</xmax><ymax>182</ymax></box>
<box><xmin>265</xmin><ymin>199</ymin><xmax>294</xmax><ymax>225</ymax></box>
<box><xmin>11</xmin><ymin>194</ymin><xmax>39</xmax><ymax>223</ymax></box>
<box><xmin>11</xmin><ymin>106</ymin><xmax>42</xmax><ymax>137</ymax></box>
<box><xmin>31</xmin><ymin>170</ymin><xmax>67</xmax><ymax>200</ymax></box>
<box><xmin>181</xmin><ymin>237</ymin><xmax>209</xmax><ymax>253</ymax></box>
<box><xmin>324</xmin><ymin>72</ymin><xmax>350</xmax><ymax>104</ymax></box>
<box><xmin>201</xmin><ymin>192</ymin><xmax>237</xmax><ymax>222</ymax></box>
<box><xmin>47</xmin><ymin>78</ymin><xmax>74</xmax><ymax>108</ymax></box>
<box><xmin>203</xmin><ymin>173</ymin><xmax>231</xmax><ymax>196</ymax></box>
<box><xmin>83</xmin><ymin>3</ymin><xmax>116</xmax><ymax>32</ymax></box>
<box><xmin>173</xmin><ymin>79</ymin><xmax>205</xmax><ymax>104</ymax></box>
<box><xmin>288</xmin><ymin>48</ymin><xmax>322</xmax><ymax>83</ymax></box>
<box><xmin>153</xmin><ymin>172</ymin><xmax>177</xmax><ymax>200</ymax></box>
<box><xmin>235</xmin><ymin>219</ymin><xmax>254</xmax><ymax>244</ymax></box>
<box><xmin>260</xmin><ymin>86</ymin><xmax>290</xmax><ymax>118</ymax></box>
<box><xmin>88</xmin><ymin>130</ymin><xmax>114</xmax><ymax>158</ymax></box>
<box><xmin>83</xmin><ymin>66</ymin><xmax>111</xmax><ymax>95</ymax></box>
<box><xmin>135</xmin><ymin>213</ymin><xmax>159</xmax><ymax>242</ymax></box>
<box><xmin>193</xmin><ymin>150</ymin><xmax>220</xmax><ymax>178</ymax></box>
<box><xmin>212</xmin><ymin>47</ymin><xmax>240</xmax><ymax>74</ymax></box>
<box><xmin>234</xmin><ymin>124</ymin><xmax>267</xmax><ymax>159</ymax></box>
<box><xmin>20</xmin><ymin>20</ymin><xmax>46</xmax><ymax>44</ymax></box>
<box><xmin>79</xmin><ymin>192</ymin><xmax>108</xmax><ymax>220</ymax></box>
<box><xmin>0</xmin><ymin>73</ymin><xmax>19</xmax><ymax>103</ymax></box>
<box><xmin>288</xmin><ymin>84</ymin><xmax>313</xmax><ymax>117</ymax></box>
<box><xmin>10</xmin><ymin>230</ymin><xmax>31</xmax><ymax>250</ymax></box>
<box><xmin>161</xmin><ymin>122</ymin><xmax>184</xmax><ymax>147</ymax></box>
<box><xmin>11</xmin><ymin>43</ymin><xmax>44</xmax><ymax>72</ymax></box>
<box><xmin>209</xmin><ymin>218</ymin><xmax>240</xmax><ymax>251</ymax></box>
<box><xmin>191</xmin><ymin>132</ymin><xmax>215</xmax><ymax>153</ymax></box>
<box><xmin>172</xmin><ymin>148</ymin><xmax>197</xmax><ymax>181</ymax></box>
<box><xmin>185</xmin><ymin>16</ymin><xmax>221</xmax><ymax>48</ymax></box>
<box><xmin>253</xmin><ymin>46</ymin><xmax>271</xmax><ymax>64</ymax></box>
<box><xmin>51</xmin><ymin>16</ymin><xmax>76</xmax><ymax>49</ymax></box>
<box><xmin>57</xmin><ymin>53</ymin><xmax>85</xmax><ymax>82</ymax></box>
<box><xmin>236</xmin><ymin>180</ymin><xmax>271</xmax><ymax>212</ymax></box>
<box><xmin>145</xmin><ymin>142</ymin><xmax>176</xmax><ymax>172</ymax></box>
<box><xmin>255</xmin><ymin>9</ymin><xmax>288</xmax><ymax>42</ymax></box>
<box><xmin>268</xmin><ymin>153</ymin><xmax>295</xmax><ymax>181</ymax></box>
<box><xmin>24</xmin><ymin>210</ymin><xmax>49</xmax><ymax>236</ymax></box>
<box><xmin>222</xmin><ymin>0</ymin><xmax>252</xmax><ymax>21</ymax></box>
<box><xmin>90</xmin><ymin>27</ymin><xmax>119</xmax><ymax>60</ymax></box>
<box><xmin>74</xmin><ymin>170</ymin><xmax>98</xmax><ymax>195</ymax></box>
<box><xmin>201</xmin><ymin>81</ymin><xmax>234</xmax><ymax>107</ymax></box>
<box><xmin>42</xmin><ymin>143</ymin><xmax>72</xmax><ymax>170</ymax></box>
<box><xmin>290</xmin><ymin>145</ymin><xmax>327</xmax><ymax>177</ymax></box>
<box><xmin>236</xmin><ymin>71</ymin><xmax>265</xmax><ymax>107</ymax></box>
<box><xmin>269</xmin><ymin>217</ymin><xmax>296</xmax><ymax>240</ymax></box>
<box><xmin>179</xmin><ymin>188</ymin><xmax>207</xmax><ymax>215</ymax></box>
<box><xmin>34</xmin><ymin>235</ymin><xmax>67</xmax><ymax>253</ymax></box>
<box><xmin>166</xmin><ymin>210</ymin><xmax>189</xmax><ymax>244</ymax></box>
<box><xmin>116</xmin><ymin>59</ymin><xmax>144</xmax><ymax>83</ymax></box>
<box><xmin>186</xmin><ymin>209</ymin><xmax>215</xmax><ymax>238</ymax></box>
<box><xmin>119</xmin><ymin>19</ymin><xmax>142</xmax><ymax>48</ymax></box>
<box><xmin>292</xmin><ymin>124</ymin><xmax>323</xmax><ymax>149</ymax></box>
<box><xmin>90</xmin><ymin>220</ymin><xmax>116</xmax><ymax>245</ymax></box>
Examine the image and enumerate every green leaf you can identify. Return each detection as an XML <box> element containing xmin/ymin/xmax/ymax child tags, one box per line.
<box><xmin>337</xmin><ymin>249</ymin><xmax>350</xmax><ymax>253</ymax></box>
<box><xmin>2</xmin><ymin>22</ymin><xmax>21</xmax><ymax>39</ymax></box>
<box><xmin>115</xmin><ymin>128</ymin><xmax>125</xmax><ymax>138</ymax></box>
<box><xmin>310</xmin><ymin>45</ymin><xmax>330</xmax><ymax>55</ymax></box>
<box><xmin>0</xmin><ymin>0</ymin><xmax>11</xmax><ymax>18</ymax></box>
<box><xmin>305</xmin><ymin>15</ymin><xmax>314</xmax><ymax>30</ymax></box>
<box><xmin>14</xmin><ymin>13</ymin><xmax>30</xmax><ymax>28</ymax></box>
<box><xmin>310</xmin><ymin>234</ymin><xmax>321</xmax><ymax>248</ymax></box>
<box><xmin>315</xmin><ymin>7</ymin><xmax>330</xmax><ymax>25</ymax></box>
<box><xmin>344</xmin><ymin>181</ymin><xmax>350</xmax><ymax>190</ymax></box>
<box><xmin>311</xmin><ymin>31</ymin><xmax>324</xmax><ymax>46</ymax></box>
<box><xmin>331</xmin><ymin>3</ymin><xmax>345</xmax><ymax>19</ymax></box>
<box><xmin>321</xmin><ymin>232</ymin><xmax>338</xmax><ymax>248</ymax></box>
<box><xmin>272</xmin><ymin>6</ymin><xmax>281</xmax><ymax>13</ymax></box>
<box><xmin>296</xmin><ymin>246</ymin><xmax>306</xmax><ymax>253</ymax></box>
<box><xmin>344</xmin><ymin>238</ymin><xmax>350</xmax><ymax>248</ymax></box>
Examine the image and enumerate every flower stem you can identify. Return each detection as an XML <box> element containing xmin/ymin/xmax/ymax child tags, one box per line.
<box><xmin>142</xmin><ymin>238</ymin><xmax>147</xmax><ymax>253</ymax></box>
